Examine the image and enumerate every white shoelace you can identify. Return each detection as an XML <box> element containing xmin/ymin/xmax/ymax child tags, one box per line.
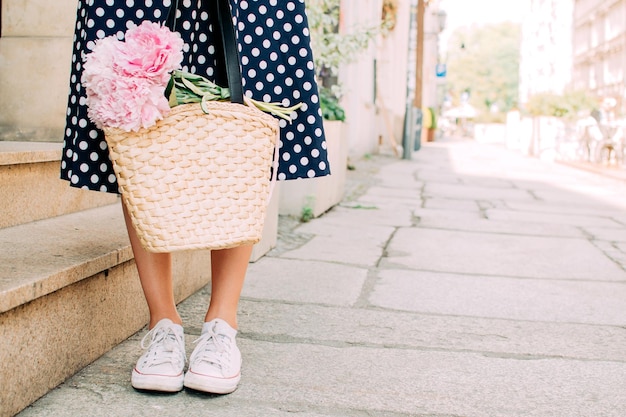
<box><xmin>190</xmin><ymin>326</ymin><xmax>232</xmax><ymax>370</ymax></box>
<box><xmin>140</xmin><ymin>325</ymin><xmax>185</xmax><ymax>368</ymax></box>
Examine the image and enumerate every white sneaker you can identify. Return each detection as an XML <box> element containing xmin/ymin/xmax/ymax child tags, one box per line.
<box><xmin>131</xmin><ymin>318</ymin><xmax>186</xmax><ymax>392</ymax></box>
<box><xmin>183</xmin><ymin>318</ymin><xmax>242</xmax><ymax>394</ymax></box>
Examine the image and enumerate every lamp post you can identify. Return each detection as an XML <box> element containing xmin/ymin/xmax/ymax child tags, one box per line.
<box><xmin>414</xmin><ymin>0</ymin><xmax>425</xmax><ymax>110</ymax></box>
<box><xmin>402</xmin><ymin>0</ymin><xmax>426</xmax><ymax>159</ymax></box>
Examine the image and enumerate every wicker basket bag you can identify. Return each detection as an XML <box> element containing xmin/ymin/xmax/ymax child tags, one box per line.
<box><xmin>105</xmin><ymin>101</ymin><xmax>279</xmax><ymax>252</ymax></box>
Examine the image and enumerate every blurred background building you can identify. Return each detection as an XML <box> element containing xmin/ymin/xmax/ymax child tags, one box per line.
<box><xmin>519</xmin><ymin>0</ymin><xmax>626</xmax><ymax>114</ymax></box>
<box><xmin>572</xmin><ymin>0</ymin><xmax>626</xmax><ymax>112</ymax></box>
<box><xmin>519</xmin><ymin>0</ymin><xmax>574</xmax><ymax>104</ymax></box>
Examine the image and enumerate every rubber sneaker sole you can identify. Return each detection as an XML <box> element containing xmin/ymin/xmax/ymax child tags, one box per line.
<box><xmin>183</xmin><ymin>370</ymin><xmax>240</xmax><ymax>394</ymax></box>
<box><xmin>131</xmin><ymin>368</ymin><xmax>184</xmax><ymax>392</ymax></box>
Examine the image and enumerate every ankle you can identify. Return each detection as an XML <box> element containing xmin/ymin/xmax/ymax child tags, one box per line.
<box><xmin>149</xmin><ymin>315</ymin><xmax>182</xmax><ymax>329</ymax></box>
<box><xmin>204</xmin><ymin>314</ymin><xmax>237</xmax><ymax>330</ymax></box>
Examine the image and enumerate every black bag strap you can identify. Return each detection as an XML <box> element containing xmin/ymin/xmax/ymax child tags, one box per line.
<box><xmin>165</xmin><ymin>0</ymin><xmax>244</xmax><ymax>104</ymax></box>
<box><xmin>164</xmin><ymin>0</ymin><xmax>178</xmax><ymax>32</ymax></box>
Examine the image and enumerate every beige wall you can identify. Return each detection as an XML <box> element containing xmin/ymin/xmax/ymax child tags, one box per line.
<box><xmin>0</xmin><ymin>0</ymin><xmax>76</xmax><ymax>141</ymax></box>
<box><xmin>423</xmin><ymin>4</ymin><xmax>444</xmax><ymax>109</ymax></box>
<box><xmin>377</xmin><ymin>0</ymin><xmax>412</xmax><ymax>142</ymax></box>
<box><xmin>338</xmin><ymin>0</ymin><xmax>385</xmax><ymax>159</ymax></box>
<box><xmin>377</xmin><ymin>0</ymin><xmax>444</xmax><ymax>146</ymax></box>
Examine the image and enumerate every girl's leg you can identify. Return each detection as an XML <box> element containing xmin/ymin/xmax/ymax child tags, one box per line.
<box><xmin>184</xmin><ymin>244</ymin><xmax>252</xmax><ymax>394</ymax></box>
<box><xmin>122</xmin><ymin>203</ymin><xmax>181</xmax><ymax>328</ymax></box>
<box><xmin>205</xmin><ymin>245</ymin><xmax>254</xmax><ymax>328</ymax></box>
<box><xmin>123</xmin><ymin>203</ymin><xmax>186</xmax><ymax>392</ymax></box>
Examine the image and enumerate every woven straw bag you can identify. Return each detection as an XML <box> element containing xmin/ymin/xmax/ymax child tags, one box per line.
<box><xmin>105</xmin><ymin>100</ymin><xmax>279</xmax><ymax>252</ymax></box>
<box><xmin>102</xmin><ymin>0</ymin><xmax>280</xmax><ymax>252</ymax></box>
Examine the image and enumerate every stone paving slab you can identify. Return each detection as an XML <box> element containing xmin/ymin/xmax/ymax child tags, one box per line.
<box><xmin>324</xmin><ymin>204</ymin><xmax>415</xmax><ymax>228</ymax></box>
<box><xmin>422</xmin><ymin>197</ymin><xmax>482</xmax><ymax>212</ymax></box>
<box><xmin>282</xmin><ymin>222</ymin><xmax>395</xmax><ymax>267</ymax></box>
<box><xmin>414</xmin><ymin>207</ymin><xmax>486</xmax><ymax>223</ymax></box>
<box><xmin>612</xmin><ymin>213</ymin><xmax>626</xmax><ymax>225</ymax></box>
<box><xmin>238</xmin><ymin>341</ymin><xmax>626</xmax><ymax>417</ymax></box>
<box><xmin>375</xmin><ymin>175</ymin><xmax>425</xmax><ymax>191</ymax></box>
<box><xmin>243</xmin><ymin>258</ymin><xmax>368</xmax><ymax>306</ymax></box>
<box><xmin>415</xmin><ymin>169</ymin><xmax>464</xmax><ymax>184</ymax></box>
<box><xmin>235</xmin><ymin>300</ymin><xmax>626</xmax><ymax>362</ymax></box>
<box><xmin>384</xmin><ymin>228</ymin><xmax>626</xmax><ymax>280</ymax></box>
<box><xmin>298</xmin><ymin>207</ymin><xmax>410</xmax><ymax>230</ymax></box>
<box><xmin>503</xmin><ymin>200</ymin><xmax>626</xmax><ymax>218</ymax></box>
<box><xmin>532</xmin><ymin>187</ymin><xmax>626</xmax><ymax>208</ymax></box>
<box><xmin>370</xmin><ymin>269</ymin><xmax>626</xmax><ymax>326</ymax></box>
<box><xmin>486</xmin><ymin>208</ymin><xmax>623</xmax><ymax>228</ymax></box>
<box><xmin>459</xmin><ymin>177</ymin><xmax>519</xmax><ymax>189</ymax></box>
<box><xmin>24</xmin><ymin>336</ymin><xmax>624</xmax><ymax>417</ymax></box>
<box><xmin>592</xmin><ymin>241</ymin><xmax>626</xmax><ymax>270</ymax></box>
<box><xmin>415</xmin><ymin>213</ymin><xmax>586</xmax><ymax>238</ymax></box>
<box><xmin>355</xmin><ymin>186</ymin><xmax>424</xmax><ymax>205</ymax></box>
<box><xmin>424</xmin><ymin>183</ymin><xmax>537</xmax><ymax>202</ymax></box>
<box><xmin>17</xmin><ymin>341</ymin><xmax>370</xmax><ymax>417</ymax></box>
<box><xmin>280</xmin><ymin>236</ymin><xmax>385</xmax><ymax>267</ymax></box>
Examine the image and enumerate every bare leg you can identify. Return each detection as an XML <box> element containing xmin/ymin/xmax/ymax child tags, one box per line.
<box><xmin>204</xmin><ymin>245</ymin><xmax>253</xmax><ymax>329</ymax></box>
<box><xmin>122</xmin><ymin>203</ymin><xmax>181</xmax><ymax>328</ymax></box>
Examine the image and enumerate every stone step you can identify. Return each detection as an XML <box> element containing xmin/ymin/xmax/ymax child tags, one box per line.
<box><xmin>0</xmin><ymin>141</ymin><xmax>118</xmax><ymax>229</ymax></box>
<box><xmin>0</xmin><ymin>202</ymin><xmax>212</xmax><ymax>417</ymax></box>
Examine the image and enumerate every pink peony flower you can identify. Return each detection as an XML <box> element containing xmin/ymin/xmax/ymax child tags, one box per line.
<box><xmin>81</xmin><ymin>22</ymin><xmax>183</xmax><ymax>131</ymax></box>
<box><xmin>119</xmin><ymin>21</ymin><xmax>184</xmax><ymax>83</ymax></box>
<box><xmin>85</xmin><ymin>75</ymin><xmax>170</xmax><ymax>132</ymax></box>
<box><xmin>82</xmin><ymin>35</ymin><xmax>121</xmax><ymax>83</ymax></box>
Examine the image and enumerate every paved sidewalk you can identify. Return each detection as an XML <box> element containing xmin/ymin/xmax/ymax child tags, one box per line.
<box><xmin>19</xmin><ymin>137</ymin><xmax>626</xmax><ymax>417</ymax></box>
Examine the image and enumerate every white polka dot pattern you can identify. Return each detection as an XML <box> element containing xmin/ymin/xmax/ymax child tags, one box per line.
<box><xmin>62</xmin><ymin>0</ymin><xmax>330</xmax><ymax>193</ymax></box>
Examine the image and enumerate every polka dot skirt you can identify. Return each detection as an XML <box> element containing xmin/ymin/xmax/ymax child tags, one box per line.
<box><xmin>61</xmin><ymin>0</ymin><xmax>330</xmax><ymax>194</ymax></box>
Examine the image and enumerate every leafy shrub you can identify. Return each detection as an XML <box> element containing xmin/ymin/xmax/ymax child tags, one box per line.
<box><xmin>525</xmin><ymin>90</ymin><xmax>597</xmax><ymax>119</ymax></box>
<box><xmin>319</xmin><ymin>87</ymin><xmax>346</xmax><ymax>122</ymax></box>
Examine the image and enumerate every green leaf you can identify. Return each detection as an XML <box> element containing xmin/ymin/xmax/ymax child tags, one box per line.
<box><xmin>180</xmin><ymin>76</ymin><xmax>207</xmax><ymax>97</ymax></box>
<box><xmin>168</xmin><ymin>84</ymin><xmax>179</xmax><ymax>107</ymax></box>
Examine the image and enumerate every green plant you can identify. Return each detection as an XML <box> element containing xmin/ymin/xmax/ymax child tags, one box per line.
<box><xmin>300</xmin><ymin>206</ymin><xmax>314</xmax><ymax>223</ymax></box>
<box><xmin>381</xmin><ymin>0</ymin><xmax>399</xmax><ymax>32</ymax></box>
<box><xmin>319</xmin><ymin>87</ymin><xmax>346</xmax><ymax>121</ymax></box>
<box><xmin>429</xmin><ymin>107</ymin><xmax>438</xmax><ymax>130</ymax></box>
<box><xmin>300</xmin><ymin>196</ymin><xmax>316</xmax><ymax>222</ymax></box>
<box><xmin>307</xmin><ymin>0</ymin><xmax>390</xmax><ymax>120</ymax></box>
<box><xmin>308</xmin><ymin>0</ymin><xmax>385</xmax><ymax>79</ymax></box>
<box><xmin>423</xmin><ymin>107</ymin><xmax>437</xmax><ymax>130</ymax></box>
<box><xmin>525</xmin><ymin>90</ymin><xmax>597</xmax><ymax>119</ymax></box>
<box><xmin>346</xmin><ymin>204</ymin><xmax>378</xmax><ymax>210</ymax></box>
<box><xmin>473</xmin><ymin>111</ymin><xmax>506</xmax><ymax>124</ymax></box>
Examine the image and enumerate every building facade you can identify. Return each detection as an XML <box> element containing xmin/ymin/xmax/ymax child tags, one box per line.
<box><xmin>572</xmin><ymin>0</ymin><xmax>626</xmax><ymax>112</ymax></box>
<box><xmin>519</xmin><ymin>0</ymin><xmax>626</xmax><ymax>113</ymax></box>
<box><xmin>519</xmin><ymin>0</ymin><xmax>574</xmax><ymax>104</ymax></box>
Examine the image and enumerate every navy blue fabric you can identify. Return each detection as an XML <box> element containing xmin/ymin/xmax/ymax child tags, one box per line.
<box><xmin>61</xmin><ymin>0</ymin><xmax>330</xmax><ymax>194</ymax></box>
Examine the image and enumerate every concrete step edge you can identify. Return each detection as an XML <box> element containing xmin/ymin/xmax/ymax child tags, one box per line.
<box><xmin>0</xmin><ymin>141</ymin><xmax>119</xmax><ymax>229</ymax></box>
<box><xmin>0</xmin><ymin>141</ymin><xmax>62</xmax><ymax>166</ymax></box>
<box><xmin>0</xmin><ymin>202</ymin><xmax>132</xmax><ymax>313</ymax></box>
